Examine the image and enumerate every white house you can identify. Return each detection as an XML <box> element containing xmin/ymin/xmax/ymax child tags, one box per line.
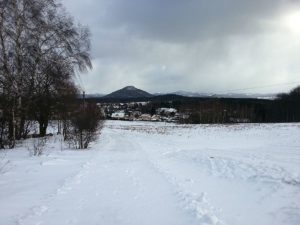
<box><xmin>156</xmin><ymin>108</ymin><xmax>177</xmax><ymax>116</ymax></box>
<box><xmin>111</xmin><ymin>111</ymin><xmax>125</xmax><ymax>119</ymax></box>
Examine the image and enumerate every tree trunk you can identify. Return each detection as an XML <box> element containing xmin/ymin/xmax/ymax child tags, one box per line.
<box><xmin>39</xmin><ymin>120</ymin><xmax>48</xmax><ymax>137</ymax></box>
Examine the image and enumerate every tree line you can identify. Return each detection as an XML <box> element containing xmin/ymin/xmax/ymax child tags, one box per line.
<box><xmin>273</xmin><ymin>86</ymin><xmax>300</xmax><ymax>122</ymax></box>
<box><xmin>0</xmin><ymin>0</ymin><xmax>103</xmax><ymax>149</ymax></box>
<box><xmin>177</xmin><ymin>86</ymin><xmax>300</xmax><ymax>124</ymax></box>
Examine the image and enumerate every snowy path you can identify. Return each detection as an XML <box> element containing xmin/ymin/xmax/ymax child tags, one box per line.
<box><xmin>15</xmin><ymin>131</ymin><xmax>199</xmax><ymax>225</ymax></box>
<box><xmin>1</xmin><ymin>121</ymin><xmax>300</xmax><ymax>225</ymax></box>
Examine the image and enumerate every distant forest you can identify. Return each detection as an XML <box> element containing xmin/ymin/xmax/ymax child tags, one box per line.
<box><xmin>88</xmin><ymin>85</ymin><xmax>300</xmax><ymax>124</ymax></box>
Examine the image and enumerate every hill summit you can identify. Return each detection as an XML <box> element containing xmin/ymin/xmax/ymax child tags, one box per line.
<box><xmin>103</xmin><ymin>86</ymin><xmax>153</xmax><ymax>99</ymax></box>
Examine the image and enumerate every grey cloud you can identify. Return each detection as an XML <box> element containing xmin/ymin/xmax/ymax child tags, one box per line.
<box><xmin>104</xmin><ymin>0</ymin><xmax>296</xmax><ymax>42</ymax></box>
<box><xmin>63</xmin><ymin>0</ymin><xmax>300</xmax><ymax>94</ymax></box>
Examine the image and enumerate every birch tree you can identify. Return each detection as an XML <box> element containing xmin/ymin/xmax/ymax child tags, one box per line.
<box><xmin>0</xmin><ymin>0</ymin><xmax>92</xmax><ymax>147</ymax></box>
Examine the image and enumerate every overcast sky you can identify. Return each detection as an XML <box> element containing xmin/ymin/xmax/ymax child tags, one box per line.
<box><xmin>63</xmin><ymin>0</ymin><xmax>300</xmax><ymax>94</ymax></box>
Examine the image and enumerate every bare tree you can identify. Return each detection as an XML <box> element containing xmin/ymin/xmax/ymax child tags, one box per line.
<box><xmin>24</xmin><ymin>0</ymin><xmax>92</xmax><ymax>136</ymax></box>
<box><xmin>0</xmin><ymin>0</ymin><xmax>92</xmax><ymax>147</ymax></box>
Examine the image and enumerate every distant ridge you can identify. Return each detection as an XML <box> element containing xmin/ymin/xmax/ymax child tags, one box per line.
<box><xmin>158</xmin><ymin>91</ymin><xmax>276</xmax><ymax>99</ymax></box>
<box><xmin>88</xmin><ymin>86</ymin><xmax>277</xmax><ymax>102</ymax></box>
<box><xmin>103</xmin><ymin>86</ymin><xmax>153</xmax><ymax>99</ymax></box>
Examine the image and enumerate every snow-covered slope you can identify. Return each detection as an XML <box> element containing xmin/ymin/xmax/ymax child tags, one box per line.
<box><xmin>0</xmin><ymin>121</ymin><xmax>300</xmax><ymax>225</ymax></box>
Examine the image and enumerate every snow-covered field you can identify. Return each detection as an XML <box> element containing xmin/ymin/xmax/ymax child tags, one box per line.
<box><xmin>1</xmin><ymin>121</ymin><xmax>300</xmax><ymax>225</ymax></box>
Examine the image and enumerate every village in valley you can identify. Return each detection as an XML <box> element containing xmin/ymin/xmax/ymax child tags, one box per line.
<box><xmin>98</xmin><ymin>102</ymin><xmax>182</xmax><ymax>122</ymax></box>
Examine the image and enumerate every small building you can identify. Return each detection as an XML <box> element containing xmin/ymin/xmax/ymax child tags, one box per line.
<box><xmin>156</xmin><ymin>108</ymin><xmax>177</xmax><ymax>116</ymax></box>
<box><xmin>139</xmin><ymin>114</ymin><xmax>152</xmax><ymax>121</ymax></box>
<box><xmin>151</xmin><ymin>115</ymin><xmax>161</xmax><ymax>121</ymax></box>
<box><xmin>111</xmin><ymin>111</ymin><xmax>125</xmax><ymax>120</ymax></box>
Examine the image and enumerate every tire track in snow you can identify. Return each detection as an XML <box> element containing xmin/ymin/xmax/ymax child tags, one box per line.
<box><xmin>104</xmin><ymin>133</ymin><xmax>200</xmax><ymax>225</ymax></box>
<box><xmin>16</xmin><ymin>133</ymin><xmax>115</xmax><ymax>225</ymax></box>
<box><xmin>16</xmin><ymin>161</ymin><xmax>95</xmax><ymax>225</ymax></box>
<box><xmin>143</xmin><ymin>156</ymin><xmax>225</xmax><ymax>225</ymax></box>
<box><xmin>129</xmin><ymin>136</ymin><xmax>226</xmax><ymax>225</ymax></box>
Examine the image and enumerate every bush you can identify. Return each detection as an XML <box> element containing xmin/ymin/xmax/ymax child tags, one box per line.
<box><xmin>28</xmin><ymin>137</ymin><xmax>47</xmax><ymax>156</ymax></box>
<box><xmin>65</xmin><ymin>103</ymin><xmax>104</xmax><ymax>149</ymax></box>
<box><xmin>0</xmin><ymin>118</ymin><xmax>10</xmax><ymax>149</ymax></box>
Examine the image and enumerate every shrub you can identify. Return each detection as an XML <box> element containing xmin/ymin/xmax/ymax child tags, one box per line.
<box><xmin>65</xmin><ymin>103</ymin><xmax>104</xmax><ymax>149</ymax></box>
<box><xmin>28</xmin><ymin>137</ymin><xmax>47</xmax><ymax>156</ymax></box>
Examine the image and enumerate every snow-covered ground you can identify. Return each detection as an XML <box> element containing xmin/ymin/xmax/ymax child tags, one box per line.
<box><xmin>1</xmin><ymin>121</ymin><xmax>300</xmax><ymax>225</ymax></box>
